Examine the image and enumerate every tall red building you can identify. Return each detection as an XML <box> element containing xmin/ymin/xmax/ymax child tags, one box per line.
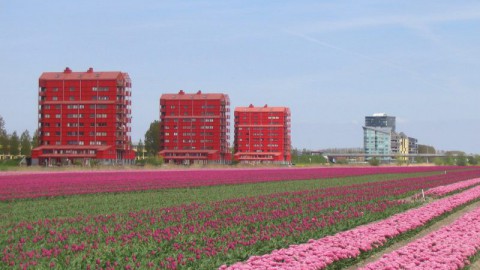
<box><xmin>32</xmin><ymin>67</ymin><xmax>134</xmax><ymax>165</ymax></box>
<box><xmin>234</xmin><ymin>104</ymin><xmax>291</xmax><ymax>164</ymax></box>
<box><xmin>159</xmin><ymin>90</ymin><xmax>230</xmax><ymax>164</ymax></box>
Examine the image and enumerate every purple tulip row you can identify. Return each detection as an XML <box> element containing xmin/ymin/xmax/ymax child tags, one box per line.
<box><xmin>0</xmin><ymin>166</ymin><xmax>461</xmax><ymax>200</ymax></box>
<box><xmin>221</xmin><ymin>184</ymin><xmax>480</xmax><ymax>269</ymax></box>
<box><xmin>360</xmin><ymin>205</ymin><xmax>480</xmax><ymax>269</ymax></box>
<box><xmin>425</xmin><ymin>177</ymin><xmax>480</xmax><ymax>197</ymax></box>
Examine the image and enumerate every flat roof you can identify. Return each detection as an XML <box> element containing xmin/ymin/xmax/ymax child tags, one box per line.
<box><xmin>40</xmin><ymin>67</ymin><xmax>129</xmax><ymax>81</ymax></box>
<box><xmin>161</xmin><ymin>90</ymin><xmax>228</xmax><ymax>100</ymax></box>
<box><xmin>235</xmin><ymin>104</ymin><xmax>289</xmax><ymax>113</ymax></box>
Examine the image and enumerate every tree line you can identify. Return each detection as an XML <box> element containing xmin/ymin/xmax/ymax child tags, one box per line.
<box><xmin>0</xmin><ymin>115</ymin><xmax>37</xmax><ymax>157</ymax></box>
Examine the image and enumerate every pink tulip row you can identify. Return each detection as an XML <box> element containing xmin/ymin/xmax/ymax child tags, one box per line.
<box><xmin>0</xmin><ymin>166</ymin><xmax>462</xmax><ymax>200</ymax></box>
<box><xmin>221</xmin><ymin>184</ymin><xmax>480</xmax><ymax>269</ymax></box>
<box><xmin>360</xmin><ymin>205</ymin><xmax>480</xmax><ymax>269</ymax></box>
<box><xmin>425</xmin><ymin>177</ymin><xmax>480</xmax><ymax>197</ymax></box>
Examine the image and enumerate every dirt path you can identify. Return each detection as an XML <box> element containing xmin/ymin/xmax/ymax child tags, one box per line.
<box><xmin>345</xmin><ymin>200</ymin><xmax>480</xmax><ymax>270</ymax></box>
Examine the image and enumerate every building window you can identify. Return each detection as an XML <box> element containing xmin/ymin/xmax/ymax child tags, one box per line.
<box><xmin>52</xmin><ymin>97</ymin><xmax>58</xmax><ymax>101</ymax></box>
<box><xmin>92</xmin><ymin>87</ymin><xmax>109</xmax><ymax>91</ymax></box>
<box><xmin>92</xmin><ymin>96</ymin><xmax>109</xmax><ymax>100</ymax></box>
<box><xmin>90</xmin><ymin>114</ymin><xmax>107</xmax><ymax>118</ymax></box>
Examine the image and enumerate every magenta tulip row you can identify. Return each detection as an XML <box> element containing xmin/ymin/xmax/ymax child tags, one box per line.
<box><xmin>221</xmin><ymin>184</ymin><xmax>480</xmax><ymax>269</ymax></box>
<box><xmin>0</xmin><ymin>166</ymin><xmax>461</xmax><ymax>200</ymax></box>
<box><xmin>360</xmin><ymin>205</ymin><xmax>480</xmax><ymax>269</ymax></box>
<box><xmin>425</xmin><ymin>177</ymin><xmax>480</xmax><ymax>197</ymax></box>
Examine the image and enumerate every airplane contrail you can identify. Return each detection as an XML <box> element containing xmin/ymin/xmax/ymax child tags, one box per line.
<box><xmin>284</xmin><ymin>30</ymin><xmax>447</xmax><ymax>91</ymax></box>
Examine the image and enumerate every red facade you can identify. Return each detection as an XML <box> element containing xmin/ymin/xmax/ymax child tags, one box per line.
<box><xmin>32</xmin><ymin>67</ymin><xmax>134</xmax><ymax>165</ymax></box>
<box><xmin>234</xmin><ymin>104</ymin><xmax>291</xmax><ymax>164</ymax></box>
<box><xmin>159</xmin><ymin>90</ymin><xmax>231</xmax><ymax>164</ymax></box>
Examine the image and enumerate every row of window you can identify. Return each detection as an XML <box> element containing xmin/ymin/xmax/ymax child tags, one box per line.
<box><xmin>42</xmin><ymin>122</ymin><xmax>109</xmax><ymax>128</ymax></box>
<box><xmin>42</xmin><ymin>131</ymin><xmax>109</xmax><ymax>136</ymax></box>
<box><xmin>42</xmin><ymin>86</ymin><xmax>117</xmax><ymax>92</ymax></box>
<box><xmin>43</xmin><ymin>141</ymin><xmax>108</xmax><ymax>146</ymax></box>
<box><xmin>236</xmin><ymin>115</ymin><xmax>285</xmax><ymax>119</ymax></box>
<box><xmin>238</xmin><ymin>138</ymin><xmax>280</xmax><ymax>142</ymax></box>
<box><xmin>41</xmin><ymin>114</ymin><xmax>110</xmax><ymax>119</ymax></box>
<box><xmin>237</xmin><ymin>144</ymin><xmax>280</xmax><ymax>148</ymax></box>
<box><xmin>164</xmin><ymin>105</ymin><xmax>217</xmax><ymax>109</ymax></box>
<box><xmin>45</xmin><ymin>96</ymin><xmax>112</xmax><ymax>101</ymax></box>
<box><xmin>164</xmin><ymin>139</ymin><xmax>216</xmax><ymax>143</ymax></box>
<box><xmin>167</xmin><ymin>111</ymin><xmax>218</xmax><ymax>116</ymax></box>
<box><xmin>163</xmin><ymin>146</ymin><xmax>215</xmax><ymax>150</ymax></box>
<box><xmin>163</xmin><ymin>118</ymin><xmax>225</xmax><ymax>123</ymax></box>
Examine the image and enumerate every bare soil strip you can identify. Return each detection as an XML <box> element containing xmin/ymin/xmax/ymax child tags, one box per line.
<box><xmin>346</xmin><ymin>200</ymin><xmax>480</xmax><ymax>270</ymax></box>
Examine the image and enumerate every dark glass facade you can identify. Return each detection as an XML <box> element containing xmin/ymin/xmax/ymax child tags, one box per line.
<box><xmin>365</xmin><ymin>115</ymin><xmax>396</xmax><ymax>132</ymax></box>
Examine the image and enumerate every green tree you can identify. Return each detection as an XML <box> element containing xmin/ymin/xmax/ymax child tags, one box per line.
<box><xmin>0</xmin><ymin>136</ymin><xmax>8</xmax><ymax>155</ymax></box>
<box><xmin>9</xmin><ymin>131</ymin><xmax>20</xmax><ymax>156</ymax></box>
<box><xmin>468</xmin><ymin>155</ymin><xmax>479</xmax><ymax>165</ymax></box>
<box><xmin>31</xmin><ymin>128</ymin><xmax>40</xmax><ymax>148</ymax></box>
<box><xmin>433</xmin><ymin>157</ymin><xmax>444</xmax><ymax>165</ymax></box>
<box><xmin>136</xmin><ymin>139</ymin><xmax>144</xmax><ymax>159</ymax></box>
<box><xmin>414</xmin><ymin>156</ymin><xmax>426</xmax><ymax>163</ymax></box>
<box><xmin>418</xmin><ymin>144</ymin><xmax>436</xmax><ymax>154</ymax></box>
<box><xmin>368</xmin><ymin>158</ymin><xmax>380</xmax><ymax>166</ymax></box>
<box><xmin>0</xmin><ymin>115</ymin><xmax>7</xmax><ymax>154</ymax></box>
<box><xmin>444</xmin><ymin>153</ymin><xmax>455</xmax><ymax>165</ymax></box>
<box><xmin>455</xmin><ymin>153</ymin><xmax>467</xmax><ymax>166</ymax></box>
<box><xmin>20</xmin><ymin>130</ymin><xmax>32</xmax><ymax>156</ymax></box>
<box><xmin>0</xmin><ymin>115</ymin><xmax>6</xmax><ymax>137</ymax></box>
<box><xmin>144</xmin><ymin>120</ymin><xmax>160</xmax><ymax>157</ymax></box>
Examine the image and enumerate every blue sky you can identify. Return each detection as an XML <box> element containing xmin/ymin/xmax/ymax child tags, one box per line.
<box><xmin>1</xmin><ymin>1</ymin><xmax>479</xmax><ymax>153</ymax></box>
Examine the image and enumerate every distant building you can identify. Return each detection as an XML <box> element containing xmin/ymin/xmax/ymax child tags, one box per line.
<box><xmin>159</xmin><ymin>90</ymin><xmax>231</xmax><ymax>165</ymax></box>
<box><xmin>363</xmin><ymin>113</ymin><xmax>418</xmax><ymax>161</ymax></box>
<box><xmin>408</xmin><ymin>137</ymin><xmax>418</xmax><ymax>154</ymax></box>
<box><xmin>363</xmin><ymin>113</ymin><xmax>395</xmax><ymax>159</ymax></box>
<box><xmin>365</xmin><ymin>113</ymin><xmax>396</xmax><ymax>132</ymax></box>
<box><xmin>399</xmin><ymin>132</ymin><xmax>409</xmax><ymax>161</ymax></box>
<box><xmin>391</xmin><ymin>132</ymin><xmax>400</xmax><ymax>154</ymax></box>
<box><xmin>32</xmin><ymin>67</ymin><xmax>134</xmax><ymax>166</ymax></box>
<box><xmin>234</xmin><ymin>104</ymin><xmax>291</xmax><ymax>164</ymax></box>
<box><xmin>363</xmin><ymin>126</ymin><xmax>392</xmax><ymax>158</ymax></box>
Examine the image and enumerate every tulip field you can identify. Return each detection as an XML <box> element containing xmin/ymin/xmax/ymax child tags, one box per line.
<box><xmin>2</xmin><ymin>166</ymin><xmax>480</xmax><ymax>269</ymax></box>
<box><xmin>0</xmin><ymin>166</ymin><xmax>460</xmax><ymax>201</ymax></box>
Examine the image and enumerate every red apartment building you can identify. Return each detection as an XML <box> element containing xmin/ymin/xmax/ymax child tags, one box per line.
<box><xmin>32</xmin><ymin>67</ymin><xmax>134</xmax><ymax>165</ymax></box>
<box><xmin>234</xmin><ymin>104</ymin><xmax>291</xmax><ymax>164</ymax></box>
<box><xmin>159</xmin><ymin>90</ymin><xmax>230</xmax><ymax>164</ymax></box>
